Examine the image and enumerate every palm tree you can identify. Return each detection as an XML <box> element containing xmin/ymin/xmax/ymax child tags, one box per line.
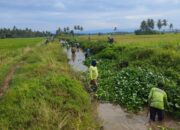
<box><xmin>140</xmin><ymin>20</ymin><xmax>147</xmax><ymax>31</ymax></box>
<box><xmin>169</xmin><ymin>23</ymin><xmax>173</xmax><ymax>32</ymax></box>
<box><xmin>74</xmin><ymin>25</ymin><xmax>77</xmax><ymax>33</ymax></box>
<box><xmin>66</xmin><ymin>27</ymin><xmax>70</xmax><ymax>33</ymax></box>
<box><xmin>56</xmin><ymin>27</ymin><xmax>62</xmax><ymax>35</ymax></box>
<box><xmin>63</xmin><ymin>27</ymin><xmax>67</xmax><ymax>33</ymax></box>
<box><xmin>80</xmin><ymin>26</ymin><xmax>83</xmax><ymax>32</ymax></box>
<box><xmin>162</xmin><ymin>19</ymin><xmax>167</xmax><ymax>27</ymax></box>
<box><xmin>74</xmin><ymin>25</ymin><xmax>77</xmax><ymax>30</ymax></box>
<box><xmin>147</xmin><ymin>19</ymin><xmax>154</xmax><ymax>30</ymax></box>
<box><xmin>162</xmin><ymin>19</ymin><xmax>168</xmax><ymax>32</ymax></box>
<box><xmin>73</xmin><ymin>25</ymin><xmax>82</xmax><ymax>34</ymax></box>
<box><xmin>74</xmin><ymin>25</ymin><xmax>82</xmax><ymax>34</ymax></box>
<box><xmin>77</xmin><ymin>25</ymin><xmax>80</xmax><ymax>31</ymax></box>
<box><xmin>157</xmin><ymin>19</ymin><xmax>162</xmax><ymax>32</ymax></box>
<box><xmin>114</xmin><ymin>27</ymin><xmax>117</xmax><ymax>34</ymax></box>
<box><xmin>13</xmin><ymin>26</ymin><xmax>17</xmax><ymax>31</ymax></box>
<box><xmin>70</xmin><ymin>30</ymin><xmax>74</xmax><ymax>37</ymax></box>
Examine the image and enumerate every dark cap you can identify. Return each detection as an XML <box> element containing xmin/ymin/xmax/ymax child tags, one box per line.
<box><xmin>91</xmin><ymin>60</ymin><xmax>97</xmax><ymax>66</ymax></box>
<box><xmin>157</xmin><ymin>82</ymin><xmax>164</xmax><ymax>89</ymax></box>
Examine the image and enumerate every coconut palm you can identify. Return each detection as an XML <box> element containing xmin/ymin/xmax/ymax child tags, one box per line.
<box><xmin>140</xmin><ymin>20</ymin><xmax>147</xmax><ymax>31</ymax></box>
<box><xmin>169</xmin><ymin>23</ymin><xmax>173</xmax><ymax>32</ymax></box>
<box><xmin>147</xmin><ymin>19</ymin><xmax>154</xmax><ymax>30</ymax></box>
<box><xmin>74</xmin><ymin>26</ymin><xmax>77</xmax><ymax>33</ymax></box>
<box><xmin>157</xmin><ymin>19</ymin><xmax>162</xmax><ymax>31</ymax></box>
<box><xmin>162</xmin><ymin>19</ymin><xmax>167</xmax><ymax>27</ymax></box>
<box><xmin>77</xmin><ymin>25</ymin><xmax>80</xmax><ymax>30</ymax></box>
<box><xmin>63</xmin><ymin>28</ymin><xmax>66</xmax><ymax>33</ymax></box>
<box><xmin>66</xmin><ymin>27</ymin><xmax>70</xmax><ymax>33</ymax></box>
<box><xmin>80</xmin><ymin>26</ymin><xmax>83</xmax><ymax>31</ymax></box>
<box><xmin>114</xmin><ymin>27</ymin><xmax>117</xmax><ymax>34</ymax></box>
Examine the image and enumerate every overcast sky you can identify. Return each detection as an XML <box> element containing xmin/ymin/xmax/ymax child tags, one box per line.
<box><xmin>0</xmin><ymin>0</ymin><xmax>180</xmax><ymax>32</ymax></box>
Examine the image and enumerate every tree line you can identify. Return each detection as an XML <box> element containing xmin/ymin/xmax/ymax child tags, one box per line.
<box><xmin>0</xmin><ymin>26</ymin><xmax>52</xmax><ymax>39</ymax></box>
<box><xmin>56</xmin><ymin>25</ymin><xmax>83</xmax><ymax>36</ymax></box>
<box><xmin>135</xmin><ymin>19</ymin><xmax>175</xmax><ymax>35</ymax></box>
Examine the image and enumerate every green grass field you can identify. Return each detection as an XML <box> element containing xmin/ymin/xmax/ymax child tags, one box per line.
<box><xmin>0</xmin><ymin>38</ymin><xmax>97</xmax><ymax>129</ymax></box>
<box><xmin>0</xmin><ymin>38</ymin><xmax>43</xmax><ymax>49</ymax></box>
<box><xmin>0</xmin><ymin>38</ymin><xmax>44</xmax><ymax>87</ymax></box>
<box><xmin>78</xmin><ymin>34</ymin><xmax>180</xmax><ymax>45</ymax></box>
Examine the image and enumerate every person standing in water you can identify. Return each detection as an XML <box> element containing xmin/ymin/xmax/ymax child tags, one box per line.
<box><xmin>85</xmin><ymin>48</ymin><xmax>91</xmax><ymax>58</ymax></box>
<box><xmin>89</xmin><ymin>60</ymin><xmax>99</xmax><ymax>92</ymax></box>
<box><xmin>76</xmin><ymin>42</ymin><xmax>80</xmax><ymax>52</ymax></box>
<box><xmin>71</xmin><ymin>44</ymin><xmax>76</xmax><ymax>62</ymax></box>
<box><xmin>148</xmin><ymin>82</ymin><xmax>169</xmax><ymax>122</ymax></box>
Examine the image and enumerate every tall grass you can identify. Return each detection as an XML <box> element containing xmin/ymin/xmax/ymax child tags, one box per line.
<box><xmin>0</xmin><ymin>42</ymin><xmax>97</xmax><ymax>129</ymax></box>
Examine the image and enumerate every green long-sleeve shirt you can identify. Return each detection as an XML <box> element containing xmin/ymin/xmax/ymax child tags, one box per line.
<box><xmin>148</xmin><ymin>87</ymin><xmax>168</xmax><ymax>110</ymax></box>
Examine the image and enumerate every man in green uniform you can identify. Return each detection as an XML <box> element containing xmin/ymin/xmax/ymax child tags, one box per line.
<box><xmin>148</xmin><ymin>82</ymin><xmax>169</xmax><ymax>122</ymax></box>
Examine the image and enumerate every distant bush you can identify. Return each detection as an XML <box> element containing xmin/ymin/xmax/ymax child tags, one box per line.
<box><xmin>0</xmin><ymin>27</ymin><xmax>52</xmax><ymax>39</ymax></box>
<box><xmin>130</xmin><ymin>48</ymin><xmax>154</xmax><ymax>60</ymax></box>
<box><xmin>80</xmin><ymin>41</ymin><xmax>108</xmax><ymax>54</ymax></box>
<box><xmin>135</xmin><ymin>29</ymin><xmax>159</xmax><ymax>35</ymax></box>
<box><xmin>152</xmin><ymin>51</ymin><xmax>180</xmax><ymax>68</ymax></box>
<box><xmin>97</xmin><ymin>47</ymin><xmax>118</xmax><ymax>59</ymax></box>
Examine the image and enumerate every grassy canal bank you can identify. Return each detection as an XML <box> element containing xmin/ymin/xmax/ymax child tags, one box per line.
<box><xmin>0</xmin><ymin>38</ymin><xmax>98</xmax><ymax>130</ymax></box>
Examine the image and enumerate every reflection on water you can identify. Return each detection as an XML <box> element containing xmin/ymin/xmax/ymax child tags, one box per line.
<box><xmin>98</xmin><ymin>103</ymin><xmax>148</xmax><ymax>130</ymax></box>
<box><xmin>64</xmin><ymin>48</ymin><xmax>87</xmax><ymax>72</ymax></box>
<box><xmin>64</xmin><ymin>47</ymin><xmax>180</xmax><ymax>130</ymax></box>
<box><xmin>72</xmin><ymin>53</ymin><xmax>76</xmax><ymax>62</ymax></box>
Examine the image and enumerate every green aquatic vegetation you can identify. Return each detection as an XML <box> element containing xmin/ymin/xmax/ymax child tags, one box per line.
<box><xmin>74</xmin><ymin>34</ymin><xmax>180</xmax><ymax>118</ymax></box>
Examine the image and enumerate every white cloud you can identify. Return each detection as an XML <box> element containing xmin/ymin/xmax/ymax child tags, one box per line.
<box><xmin>53</xmin><ymin>1</ymin><xmax>66</xmax><ymax>9</ymax></box>
<box><xmin>153</xmin><ymin>0</ymin><xmax>180</xmax><ymax>4</ymax></box>
<box><xmin>0</xmin><ymin>0</ymin><xmax>180</xmax><ymax>31</ymax></box>
<box><xmin>125</xmin><ymin>14</ymin><xmax>164</xmax><ymax>20</ymax></box>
